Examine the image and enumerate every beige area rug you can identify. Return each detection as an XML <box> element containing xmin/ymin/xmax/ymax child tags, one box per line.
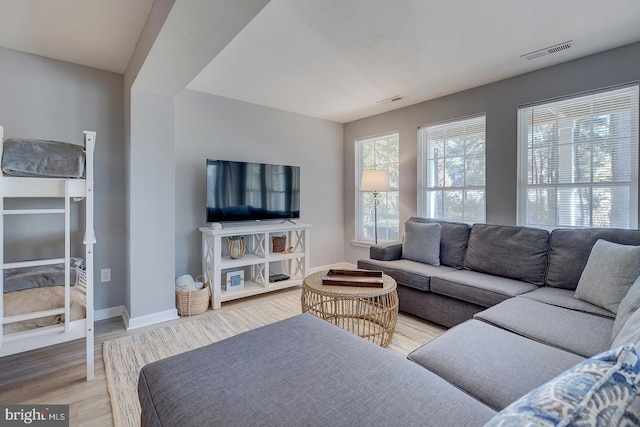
<box><xmin>103</xmin><ymin>292</ymin><xmax>444</xmax><ymax>427</ymax></box>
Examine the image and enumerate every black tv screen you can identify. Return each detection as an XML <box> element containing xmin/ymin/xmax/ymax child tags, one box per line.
<box><xmin>206</xmin><ymin>159</ymin><xmax>300</xmax><ymax>223</ymax></box>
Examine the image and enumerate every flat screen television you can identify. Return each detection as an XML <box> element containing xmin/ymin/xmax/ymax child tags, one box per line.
<box><xmin>206</xmin><ymin>159</ymin><xmax>300</xmax><ymax>223</ymax></box>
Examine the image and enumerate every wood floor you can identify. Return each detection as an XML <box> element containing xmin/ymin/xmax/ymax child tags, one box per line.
<box><xmin>0</xmin><ymin>287</ymin><xmax>445</xmax><ymax>427</ymax></box>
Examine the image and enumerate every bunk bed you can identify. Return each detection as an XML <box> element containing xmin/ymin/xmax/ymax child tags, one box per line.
<box><xmin>0</xmin><ymin>125</ymin><xmax>96</xmax><ymax>381</ymax></box>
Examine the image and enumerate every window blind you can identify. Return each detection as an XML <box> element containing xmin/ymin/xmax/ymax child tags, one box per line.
<box><xmin>418</xmin><ymin>114</ymin><xmax>486</xmax><ymax>222</ymax></box>
<box><xmin>518</xmin><ymin>84</ymin><xmax>639</xmax><ymax>228</ymax></box>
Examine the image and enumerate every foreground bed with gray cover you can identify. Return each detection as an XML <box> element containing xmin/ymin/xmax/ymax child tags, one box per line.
<box><xmin>138</xmin><ymin>313</ymin><xmax>496</xmax><ymax>427</ymax></box>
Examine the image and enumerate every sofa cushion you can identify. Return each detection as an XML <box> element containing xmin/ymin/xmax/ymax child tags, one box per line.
<box><xmin>397</xmin><ymin>285</ymin><xmax>485</xmax><ymax>328</ymax></box>
<box><xmin>357</xmin><ymin>258</ymin><xmax>457</xmax><ymax>292</ymax></box>
<box><xmin>401</xmin><ymin>221</ymin><xmax>441</xmax><ymax>266</ymax></box>
<box><xmin>408</xmin><ymin>319</ymin><xmax>584</xmax><ymax>411</ymax></box>
<box><xmin>546</xmin><ymin>227</ymin><xmax>640</xmax><ymax>290</ymax></box>
<box><xmin>520</xmin><ymin>287</ymin><xmax>615</xmax><ymax>318</ymax></box>
<box><xmin>430</xmin><ymin>270</ymin><xmax>537</xmax><ymax>308</ymax></box>
<box><xmin>612</xmin><ymin>276</ymin><xmax>640</xmax><ymax>343</ymax></box>
<box><xmin>475</xmin><ymin>297</ymin><xmax>613</xmax><ymax>357</ymax></box>
<box><xmin>406</xmin><ymin>217</ymin><xmax>470</xmax><ymax>268</ymax></box>
<box><xmin>485</xmin><ymin>344</ymin><xmax>640</xmax><ymax>427</ymax></box>
<box><xmin>574</xmin><ymin>239</ymin><xmax>640</xmax><ymax>314</ymax></box>
<box><xmin>463</xmin><ymin>224</ymin><xmax>549</xmax><ymax>285</ymax></box>
<box><xmin>138</xmin><ymin>313</ymin><xmax>497</xmax><ymax>427</ymax></box>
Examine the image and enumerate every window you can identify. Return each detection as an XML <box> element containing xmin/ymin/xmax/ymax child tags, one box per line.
<box><xmin>518</xmin><ymin>85</ymin><xmax>639</xmax><ymax>229</ymax></box>
<box><xmin>418</xmin><ymin>115</ymin><xmax>486</xmax><ymax>223</ymax></box>
<box><xmin>355</xmin><ymin>132</ymin><xmax>399</xmax><ymax>243</ymax></box>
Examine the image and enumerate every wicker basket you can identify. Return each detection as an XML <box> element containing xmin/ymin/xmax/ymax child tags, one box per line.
<box><xmin>176</xmin><ymin>282</ymin><xmax>210</xmax><ymax>316</ymax></box>
<box><xmin>272</xmin><ymin>235</ymin><xmax>286</xmax><ymax>253</ymax></box>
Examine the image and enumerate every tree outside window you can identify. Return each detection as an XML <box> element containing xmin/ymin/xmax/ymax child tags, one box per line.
<box><xmin>519</xmin><ymin>85</ymin><xmax>638</xmax><ymax>229</ymax></box>
<box><xmin>356</xmin><ymin>133</ymin><xmax>399</xmax><ymax>243</ymax></box>
<box><xmin>418</xmin><ymin>115</ymin><xmax>486</xmax><ymax>223</ymax></box>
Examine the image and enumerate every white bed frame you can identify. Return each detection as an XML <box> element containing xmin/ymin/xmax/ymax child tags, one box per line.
<box><xmin>0</xmin><ymin>125</ymin><xmax>96</xmax><ymax>381</ymax></box>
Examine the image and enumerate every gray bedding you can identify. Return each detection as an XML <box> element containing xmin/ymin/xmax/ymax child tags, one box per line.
<box><xmin>3</xmin><ymin>258</ymin><xmax>84</xmax><ymax>293</ymax></box>
<box><xmin>2</xmin><ymin>138</ymin><xmax>85</xmax><ymax>178</ymax></box>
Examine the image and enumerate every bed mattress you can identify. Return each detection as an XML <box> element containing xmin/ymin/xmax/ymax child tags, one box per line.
<box><xmin>2</xmin><ymin>138</ymin><xmax>85</xmax><ymax>178</ymax></box>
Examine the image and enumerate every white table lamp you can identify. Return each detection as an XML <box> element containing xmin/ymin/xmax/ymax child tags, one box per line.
<box><xmin>361</xmin><ymin>170</ymin><xmax>391</xmax><ymax>244</ymax></box>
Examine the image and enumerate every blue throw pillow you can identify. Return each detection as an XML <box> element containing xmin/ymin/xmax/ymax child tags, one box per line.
<box><xmin>485</xmin><ymin>344</ymin><xmax>640</xmax><ymax>427</ymax></box>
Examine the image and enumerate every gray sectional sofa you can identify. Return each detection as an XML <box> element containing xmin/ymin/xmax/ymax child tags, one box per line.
<box><xmin>138</xmin><ymin>218</ymin><xmax>640</xmax><ymax>426</ymax></box>
<box><xmin>358</xmin><ymin>217</ymin><xmax>640</xmax><ymax>328</ymax></box>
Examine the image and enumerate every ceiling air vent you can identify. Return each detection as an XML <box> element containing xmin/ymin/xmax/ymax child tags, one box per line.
<box><xmin>376</xmin><ymin>95</ymin><xmax>404</xmax><ymax>104</ymax></box>
<box><xmin>521</xmin><ymin>40</ymin><xmax>574</xmax><ymax>61</ymax></box>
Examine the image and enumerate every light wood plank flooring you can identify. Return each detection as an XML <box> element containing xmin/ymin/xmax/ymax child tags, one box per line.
<box><xmin>0</xmin><ymin>287</ymin><xmax>445</xmax><ymax>427</ymax></box>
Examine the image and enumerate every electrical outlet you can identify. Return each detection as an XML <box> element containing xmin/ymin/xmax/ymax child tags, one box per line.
<box><xmin>101</xmin><ymin>268</ymin><xmax>111</xmax><ymax>283</ymax></box>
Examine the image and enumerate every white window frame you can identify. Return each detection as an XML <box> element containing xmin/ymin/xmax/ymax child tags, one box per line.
<box><xmin>354</xmin><ymin>132</ymin><xmax>399</xmax><ymax>244</ymax></box>
<box><xmin>517</xmin><ymin>84</ymin><xmax>639</xmax><ymax>229</ymax></box>
<box><xmin>417</xmin><ymin>114</ymin><xmax>486</xmax><ymax>223</ymax></box>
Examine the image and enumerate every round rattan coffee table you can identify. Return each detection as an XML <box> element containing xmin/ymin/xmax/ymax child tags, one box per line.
<box><xmin>301</xmin><ymin>270</ymin><xmax>399</xmax><ymax>347</ymax></box>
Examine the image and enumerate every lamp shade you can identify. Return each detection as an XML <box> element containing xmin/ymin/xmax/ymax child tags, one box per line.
<box><xmin>361</xmin><ymin>169</ymin><xmax>390</xmax><ymax>192</ymax></box>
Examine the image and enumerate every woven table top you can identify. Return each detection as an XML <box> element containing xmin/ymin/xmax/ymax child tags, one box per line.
<box><xmin>303</xmin><ymin>270</ymin><xmax>397</xmax><ymax>298</ymax></box>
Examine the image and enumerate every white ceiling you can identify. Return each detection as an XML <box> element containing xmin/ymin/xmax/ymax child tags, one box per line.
<box><xmin>1</xmin><ymin>0</ymin><xmax>640</xmax><ymax>123</ymax></box>
<box><xmin>0</xmin><ymin>0</ymin><xmax>153</xmax><ymax>73</ymax></box>
<box><xmin>188</xmin><ymin>0</ymin><xmax>640</xmax><ymax>122</ymax></box>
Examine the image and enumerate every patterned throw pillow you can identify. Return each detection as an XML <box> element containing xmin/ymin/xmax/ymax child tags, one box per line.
<box><xmin>485</xmin><ymin>344</ymin><xmax>640</xmax><ymax>427</ymax></box>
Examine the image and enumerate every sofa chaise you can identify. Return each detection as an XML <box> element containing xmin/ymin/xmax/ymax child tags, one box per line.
<box><xmin>138</xmin><ymin>219</ymin><xmax>640</xmax><ymax>426</ymax></box>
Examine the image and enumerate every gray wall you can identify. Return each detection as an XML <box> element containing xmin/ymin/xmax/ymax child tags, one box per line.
<box><xmin>128</xmin><ymin>90</ymin><xmax>176</xmax><ymax>321</ymax></box>
<box><xmin>343</xmin><ymin>41</ymin><xmax>640</xmax><ymax>265</ymax></box>
<box><xmin>0</xmin><ymin>46</ymin><xmax>126</xmax><ymax>310</ymax></box>
<box><xmin>174</xmin><ymin>89</ymin><xmax>345</xmax><ymax>277</ymax></box>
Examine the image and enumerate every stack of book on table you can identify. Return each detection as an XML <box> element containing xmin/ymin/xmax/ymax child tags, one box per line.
<box><xmin>322</xmin><ymin>269</ymin><xmax>384</xmax><ymax>288</ymax></box>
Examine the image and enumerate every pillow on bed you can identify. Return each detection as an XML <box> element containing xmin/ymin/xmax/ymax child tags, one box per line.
<box><xmin>3</xmin><ymin>258</ymin><xmax>84</xmax><ymax>293</ymax></box>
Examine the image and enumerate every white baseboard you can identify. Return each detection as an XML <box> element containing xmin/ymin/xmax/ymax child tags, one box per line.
<box><xmin>95</xmin><ymin>305</ymin><xmax>124</xmax><ymax>321</ymax></box>
<box><xmin>124</xmin><ymin>307</ymin><xmax>179</xmax><ymax>330</ymax></box>
<box><xmin>111</xmin><ymin>264</ymin><xmax>353</xmax><ymax>331</ymax></box>
<box><xmin>309</xmin><ymin>262</ymin><xmax>356</xmax><ymax>274</ymax></box>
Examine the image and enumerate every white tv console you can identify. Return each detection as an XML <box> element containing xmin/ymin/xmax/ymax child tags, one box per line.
<box><xmin>200</xmin><ymin>222</ymin><xmax>311</xmax><ymax>309</ymax></box>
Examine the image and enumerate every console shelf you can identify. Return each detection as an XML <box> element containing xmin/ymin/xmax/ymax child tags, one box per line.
<box><xmin>200</xmin><ymin>223</ymin><xmax>311</xmax><ymax>309</ymax></box>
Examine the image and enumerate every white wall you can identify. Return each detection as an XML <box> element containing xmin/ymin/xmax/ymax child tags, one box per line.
<box><xmin>128</xmin><ymin>90</ymin><xmax>176</xmax><ymax>324</ymax></box>
<box><xmin>174</xmin><ymin>90</ymin><xmax>344</xmax><ymax>277</ymax></box>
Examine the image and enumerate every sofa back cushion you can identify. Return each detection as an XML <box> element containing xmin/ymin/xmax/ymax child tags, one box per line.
<box><xmin>407</xmin><ymin>217</ymin><xmax>470</xmax><ymax>269</ymax></box>
<box><xmin>463</xmin><ymin>224</ymin><xmax>549</xmax><ymax>285</ymax></box>
<box><xmin>546</xmin><ymin>228</ymin><xmax>640</xmax><ymax>290</ymax></box>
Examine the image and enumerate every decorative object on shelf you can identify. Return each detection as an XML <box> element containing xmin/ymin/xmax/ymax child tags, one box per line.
<box><xmin>226</xmin><ymin>270</ymin><xmax>245</xmax><ymax>291</ymax></box>
<box><xmin>176</xmin><ymin>278</ymin><xmax>210</xmax><ymax>316</ymax></box>
<box><xmin>226</xmin><ymin>236</ymin><xmax>246</xmax><ymax>259</ymax></box>
<box><xmin>272</xmin><ymin>235</ymin><xmax>286</xmax><ymax>253</ymax></box>
<box><xmin>361</xmin><ymin>169</ymin><xmax>390</xmax><ymax>245</ymax></box>
<box><xmin>199</xmin><ymin>223</ymin><xmax>311</xmax><ymax>310</ymax></box>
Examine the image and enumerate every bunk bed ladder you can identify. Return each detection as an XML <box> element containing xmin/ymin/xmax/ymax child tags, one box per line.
<box><xmin>83</xmin><ymin>130</ymin><xmax>96</xmax><ymax>381</ymax></box>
